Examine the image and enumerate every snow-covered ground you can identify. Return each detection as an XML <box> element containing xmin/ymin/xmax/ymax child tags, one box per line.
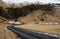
<box><xmin>9</xmin><ymin>21</ymin><xmax>21</xmax><ymax>25</ymax></box>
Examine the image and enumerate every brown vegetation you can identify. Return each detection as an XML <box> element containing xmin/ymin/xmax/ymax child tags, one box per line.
<box><xmin>15</xmin><ymin>24</ymin><xmax>60</xmax><ymax>35</ymax></box>
<box><xmin>0</xmin><ymin>24</ymin><xmax>18</xmax><ymax>39</ymax></box>
<box><xmin>0</xmin><ymin>2</ymin><xmax>59</xmax><ymax>22</ymax></box>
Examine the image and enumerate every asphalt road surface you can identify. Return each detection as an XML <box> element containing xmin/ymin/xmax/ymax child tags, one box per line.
<box><xmin>7</xmin><ymin>26</ymin><xmax>60</xmax><ymax>39</ymax></box>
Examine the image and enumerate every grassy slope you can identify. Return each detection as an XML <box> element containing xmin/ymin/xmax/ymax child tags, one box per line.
<box><xmin>18</xmin><ymin>9</ymin><xmax>60</xmax><ymax>23</ymax></box>
<box><xmin>0</xmin><ymin>24</ymin><xmax>18</xmax><ymax>39</ymax></box>
<box><xmin>0</xmin><ymin>2</ymin><xmax>10</xmax><ymax>8</ymax></box>
<box><xmin>0</xmin><ymin>16</ymin><xmax>21</xmax><ymax>39</ymax></box>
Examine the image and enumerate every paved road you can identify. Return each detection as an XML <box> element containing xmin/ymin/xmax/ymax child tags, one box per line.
<box><xmin>7</xmin><ymin>26</ymin><xmax>60</xmax><ymax>39</ymax></box>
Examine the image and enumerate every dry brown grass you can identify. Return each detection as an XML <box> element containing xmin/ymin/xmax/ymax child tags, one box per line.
<box><xmin>0</xmin><ymin>23</ymin><xmax>18</xmax><ymax>39</ymax></box>
<box><xmin>15</xmin><ymin>24</ymin><xmax>60</xmax><ymax>35</ymax></box>
<box><xmin>18</xmin><ymin>10</ymin><xmax>60</xmax><ymax>23</ymax></box>
<box><xmin>0</xmin><ymin>2</ymin><xmax>10</xmax><ymax>8</ymax></box>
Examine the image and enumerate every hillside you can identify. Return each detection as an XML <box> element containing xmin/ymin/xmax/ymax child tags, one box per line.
<box><xmin>18</xmin><ymin>8</ymin><xmax>60</xmax><ymax>23</ymax></box>
<box><xmin>0</xmin><ymin>2</ymin><xmax>60</xmax><ymax>23</ymax></box>
<box><xmin>0</xmin><ymin>2</ymin><xmax>10</xmax><ymax>8</ymax></box>
<box><xmin>0</xmin><ymin>16</ymin><xmax>8</xmax><ymax>24</ymax></box>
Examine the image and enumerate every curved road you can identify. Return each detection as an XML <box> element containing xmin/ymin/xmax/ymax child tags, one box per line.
<box><xmin>7</xmin><ymin>26</ymin><xmax>60</xmax><ymax>39</ymax></box>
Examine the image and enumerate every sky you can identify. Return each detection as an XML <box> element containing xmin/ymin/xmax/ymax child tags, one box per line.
<box><xmin>3</xmin><ymin>0</ymin><xmax>60</xmax><ymax>4</ymax></box>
